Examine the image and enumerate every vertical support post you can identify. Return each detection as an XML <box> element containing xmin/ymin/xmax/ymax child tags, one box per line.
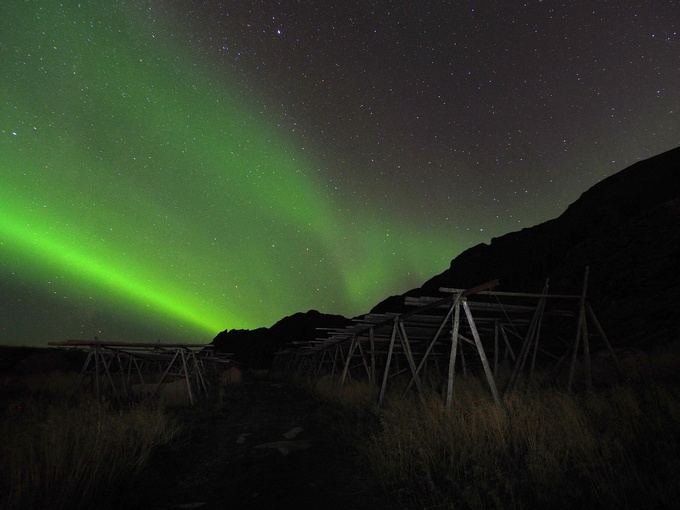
<box><xmin>445</xmin><ymin>294</ymin><xmax>462</xmax><ymax>411</ymax></box>
<box><xmin>354</xmin><ymin>335</ymin><xmax>371</xmax><ymax>380</ymax></box>
<box><xmin>586</xmin><ymin>302</ymin><xmax>623</xmax><ymax>381</ymax></box>
<box><xmin>180</xmin><ymin>348</ymin><xmax>195</xmax><ymax>406</ymax></box>
<box><xmin>506</xmin><ymin>280</ymin><xmax>548</xmax><ymax>395</ymax></box>
<box><xmin>406</xmin><ymin>301</ymin><xmax>455</xmax><ymax>393</ymax></box>
<box><xmin>314</xmin><ymin>350</ymin><xmax>326</xmax><ymax>378</ymax></box>
<box><xmin>529</xmin><ymin>281</ymin><xmax>549</xmax><ymax>378</ymax></box>
<box><xmin>335</xmin><ymin>344</ymin><xmax>345</xmax><ymax>377</ymax></box>
<box><xmin>581</xmin><ymin>306</ymin><xmax>592</xmax><ymax>391</ymax></box>
<box><xmin>529</xmin><ymin>305</ymin><xmax>545</xmax><ymax>377</ymax></box>
<box><xmin>100</xmin><ymin>347</ymin><xmax>121</xmax><ymax>403</ymax></box>
<box><xmin>463</xmin><ymin>299</ymin><xmax>501</xmax><ymax>404</ymax></box>
<box><xmin>152</xmin><ymin>350</ymin><xmax>179</xmax><ymax>400</ymax></box>
<box><xmin>113</xmin><ymin>350</ymin><xmax>127</xmax><ymax>398</ymax></box>
<box><xmin>339</xmin><ymin>335</ymin><xmax>358</xmax><ymax>386</ymax></box>
<box><xmin>105</xmin><ymin>351</ymin><xmax>118</xmax><ymax>392</ymax></box>
<box><xmin>500</xmin><ymin>326</ymin><xmax>516</xmax><ymax>362</ymax></box>
<box><xmin>378</xmin><ymin>321</ymin><xmax>399</xmax><ymax>408</ymax></box>
<box><xmin>397</xmin><ymin>319</ymin><xmax>424</xmax><ymax>402</ymax></box>
<box><xmin>191</xmin><ymin>351</ymin><xmax>208</xmax><ymax>396</ymax></box>
<box><xmin>124</xmin><ymin>352</ymin><xmax>134</xmax><ymax>398</ymax></box>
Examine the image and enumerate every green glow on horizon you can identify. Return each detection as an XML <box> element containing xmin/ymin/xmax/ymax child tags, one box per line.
<box><xmin>0</xmin><ymin>203</ymin><xmax>228</xmax><ymax>334</ymax></box>
<box><xmin>1</xmin><ymin>2</ymin><xmax>469</xmax><ymax>343</ymax></box>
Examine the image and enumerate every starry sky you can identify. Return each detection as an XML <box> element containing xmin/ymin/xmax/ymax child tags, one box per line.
<box><xmin>1</xmin><ymin>1</ymin><xmax>679</xmax><ymax>346</ymax></box>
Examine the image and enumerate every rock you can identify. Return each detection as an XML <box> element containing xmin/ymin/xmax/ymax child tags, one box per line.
<box><xmin>283</xmin><ymin>426</ymin><xmax>304</xmax><ymax>439</ymax></box>
<box><xmin>254</xmin><ymin>440</ymin><xmax>312</xmax><ymax>456</ymax></box>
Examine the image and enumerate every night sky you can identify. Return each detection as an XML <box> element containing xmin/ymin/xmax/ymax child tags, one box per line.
<box><xmin>2</xmin><ymin>1</ymin><xmax>679</xmax><ymax>346</ymax></box>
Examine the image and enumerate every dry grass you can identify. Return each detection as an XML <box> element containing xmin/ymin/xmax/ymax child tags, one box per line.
<box><xmin>307</xmin><ymin>347</ymin><xmax>680</xmax><ymax>509</ymax></box>
<box><xmin>0</xmin><ymin>372</ymin><xmax>183</xmax><ymax>510</ymax></box>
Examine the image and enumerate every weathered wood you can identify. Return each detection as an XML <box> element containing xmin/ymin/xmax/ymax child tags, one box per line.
<box><xmin>273</xmin><ymin>274</ymin><xmax>614</xmax><ymax>408</ymax></box>
<box><xmin>378</xmin><ymin>321</ymin><xmax>399</xmax><ymax>407</ymax></box>
<box><xmin>506</xmin><ymin>280</ymin><xmax>549</xmax><ymax>394</ymax></box>
<box><xmin>586</xmin><ymin>302</ymin><xmax>624</xmax><ymax>381</ymax></box>
<box><xmin>60</xmin><ymin>340</ymin><xmax>213</xmax><ymax>405</ymax></box>
<box><xmin>581</xmin><ymin>306</ymin><xmax>592</xmax><ymax>392</ymax></box>
<box><xmin>440</xmin><ymin>288</ymin><xmax>580</xmax><ymax>299</ymax></box>
<box><xmin>397</xmin><ymin>319</ymin><xmax>425</xmax><ymax>403</ymax></box>
<box><xmin>339</xmin><ymin>336</ymin><xmax>357</xmax><ymax>386</ymax></box>
<box><xmin>180</xmin><ymin>349</ymin><xmax>194</xmax><ymax>406</ymax></box>
<box><xmin>445</xmin><ymin>296</ymin><xmax>462</xmax><ymax>411</ymax></box>
<box><xmin>500</xmin><ymin>326</ymin><xmax>516</xmax><ymax>362</ymax></box>
<box><xmin>354</xmin><ymin>335</ymin><xmax>372</xmax><ymax>380</ymax></box>
<box><xmin>463</xmin><ymin>299</ymin><xmax>500</xmax><ymax>404</ymax></box>
<box><xmin>462</xmin><ymin>279</ymin><xmax>500</xmax><ymax>297</ymax></box>
<box><xmin>405</xmin><ymin>299</ymin><xmax>456</xmax><ymax>393</ymax></box>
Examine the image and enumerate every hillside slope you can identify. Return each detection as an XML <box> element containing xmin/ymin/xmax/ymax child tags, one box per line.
<box><xmin>214</xmin><ymin>147</ymin><xmax>680</xmax><ymax>365</ymax></box>
<box><xmin>212</xmin><ymin>310</ymin><xmax>351</xmax><ymax>368</ymax></box>
<box><xmin>374</xmin><ymin>145</ymin><xmax>680</xmax><ymax>347</ymax></box>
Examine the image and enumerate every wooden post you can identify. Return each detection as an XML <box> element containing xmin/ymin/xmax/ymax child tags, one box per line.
<box><xmin>581</xmin><ymin>305</ymin><xmax>592</xmax><ymax>392</ymax></box>
<box><xmin>463</xmin><ymin>299</ymin><xmax>501</xmax><ymax>404</ymax></box>
<box><xmin>192</xmin><ymin>351</ymin><xmax>208</xmax><ymax>396</ymax></box>
<box><xmin>529</xmin><ymin>304</ymin><xmax>545</xmax><ymax>378</ymax></box>
<box><xmin>405</xmin><ymin>300</ymin><xmax>455</xmax><ymax>393</ymax></box>
<box><xmin>506</xmin><ymin>307</ymin><xmax>536</xmax><ymax>393</ymax></box>
<box><xmin>445</xmin><ymin>295</ymin><xmax>462</xmax><ymax>411</ymax></box>
<box><xmin>98</xmin><ymin>347</ymin><xmax>120</xmax><ymax>402</ymax></box>
<box><xmin>586</xmin><ymin>302</ymin><xmax>624</xmax><ymax>381</ymax></box>
<box><xmin>529</xmin><ymin>281</ymin><xmax>549</xmax><ymax>378</ymax></box>
<box><xmin>506</xmin><ymin>280</ymin><xmax>548</xmax><ymax>394</ymax></box>
<box><xmin>339</xmin><ymin>335</ymin><xmax>358</xmax><ymax>386</ymax></box>
<box><xmin>331</xmin><ymin>344</ymin><xmax>340</xmax><ymax>376</ymax></box>
<box><xmin>152</xmin><ymin>350</ymin><xmax>179</xmax><ymax>400</ymax></box>
<box><xmin>94</xmin><ymin>343</ymin><xmax>101</xmax><ymax>400</ymax></box>
<box><xmin>378</xmin><ymin>321</ymin><xmax>399</xmax><ymax>408</ymax></box>
<box><xmin>180</xmin><ymin>349</ymin><xmax>195</xmax><ymax>406</ymax></box>
<box><xmin>500</xmin><ymin>326</ymin><xmax>516</xmax><ymax>362</ymax></box>
<box><xmin>314</xmin><ymin>350</ymin><xmax>326</xmax><ymax>378</ymax></box>
<box><xmin>124</xmin><ymin>352</ymin><xmax>134</xmax><ymax>397</ymax></box>
<box><xmin>397</xmin><ymin>319</ymin><xmax>425</xmax><ymax>402</ymax></box>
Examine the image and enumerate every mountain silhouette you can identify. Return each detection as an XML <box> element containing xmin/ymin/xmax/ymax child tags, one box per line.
<box><xmin>212</xmin><ymin>310</ymin><xmax>351</xmax><ymax>369</ymax></box>
<box><xmin>213</xmin><ymin>146</ymin><xmax>680</xmax><ymax>367</ymax></box>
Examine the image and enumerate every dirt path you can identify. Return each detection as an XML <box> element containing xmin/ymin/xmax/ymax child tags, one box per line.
<box><xmin>117</xmin><ymin>376</ymin><xmax>392</xmax><ymax>510</ymax></box>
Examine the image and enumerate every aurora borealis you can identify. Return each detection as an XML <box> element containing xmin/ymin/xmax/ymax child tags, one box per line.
<box><xmin>2</xmin><ymin>2</ymin><xmax>679</xmax><ymax>345</ymax></box>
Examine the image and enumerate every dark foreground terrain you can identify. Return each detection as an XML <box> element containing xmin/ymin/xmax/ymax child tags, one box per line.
<box><xmin>116</xmin><ymin>375</ymin><xmax>389</xmax><ymax>510</ymax></box>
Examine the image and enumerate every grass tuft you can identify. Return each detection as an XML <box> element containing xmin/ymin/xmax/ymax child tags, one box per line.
<box><xmin>304</xmin><ymin>345</ymin><xmax>680</xmax><ymax>509</ymax></box>
<box><xmin>0</xmin><ymin>372</ymin><xmax>183</xmax><ymax>510</ymax></box>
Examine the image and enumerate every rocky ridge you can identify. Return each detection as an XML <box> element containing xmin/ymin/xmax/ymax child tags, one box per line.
<box><xmin>214</xmin><ymin>146</ymin><xmax>680</xmax><ymax>366</ymax></box>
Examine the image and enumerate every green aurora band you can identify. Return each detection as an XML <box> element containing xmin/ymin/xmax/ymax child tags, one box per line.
<box><xmin>1</xmin><ymin>2</ymin><xmax>469</xmax><ymax>343</ymax></box>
